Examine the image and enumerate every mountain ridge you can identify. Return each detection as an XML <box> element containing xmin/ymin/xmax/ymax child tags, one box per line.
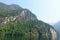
<box><xmin>0</xmin><ymin>2</ymin><xmax>58</xmax><ymax>40</ymax></box>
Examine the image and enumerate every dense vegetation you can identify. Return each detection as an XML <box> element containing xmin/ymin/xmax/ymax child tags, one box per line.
<box><xmin>0</xmin><ymin>20</ymin><xmax>52</xmax><ymax>40</ymax></box>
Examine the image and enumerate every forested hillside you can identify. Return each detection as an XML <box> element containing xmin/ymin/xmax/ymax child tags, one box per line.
<box><xmin>0</xmin><ymin>2</ymin><xmax>58</xmax><ymax>40</ymax></box>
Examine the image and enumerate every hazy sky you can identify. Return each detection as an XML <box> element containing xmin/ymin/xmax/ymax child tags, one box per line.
<box><xmin>0</xmin><ymin>0</ymin><xmax>60</xmax><ymax>24</ymax></box>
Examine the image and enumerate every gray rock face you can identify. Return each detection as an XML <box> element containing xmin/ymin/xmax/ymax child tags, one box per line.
<box><xmin>18</xmin><ymin>9</ymin><xmax>37</xmax><ymax>22</ymax></box>
<box><xmin>50</xmin><ymin>28</ymin><xmax>57</xmax><ymax>40</ymax></box>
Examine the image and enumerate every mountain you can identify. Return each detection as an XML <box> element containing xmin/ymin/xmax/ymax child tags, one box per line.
<box><xmin>54</xmin><ymin>21</ymin><xmax>60</xmax><ymax>33</ymax></box>
<box><xmin>0</xmin><ymin>2</ymin><xmax>58</xmax><ymax>40</ymax></box>
<box><xmin>54</xmin><ymin>21</ymin><xmax>60</xmax><ymax>40</ymax></box>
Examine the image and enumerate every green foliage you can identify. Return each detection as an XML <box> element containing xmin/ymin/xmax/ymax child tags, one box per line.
<box><xmin>0</xmin><ymin>20</ymin><xmax>52</xmax><ymax>40</ymax></box>
<box><xmin>0</xmin><ymin>10</ymin><xmax>20</xmax><ymax>17</ymax></box>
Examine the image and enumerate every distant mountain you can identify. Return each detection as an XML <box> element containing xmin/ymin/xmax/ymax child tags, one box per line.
<box><xmin>0</xmin><ymin>2</ymin><xmax>58</xmax><ymax>40</ymax></box>
<box><xmin>54</xmin><ymin>21</ymin><xmax>60</xmax><ymax>33</ymax></box>
<box><xmin>54</xmin><ymin>21</ymin><xmax>60</xmax><ymax>40</ymax></box>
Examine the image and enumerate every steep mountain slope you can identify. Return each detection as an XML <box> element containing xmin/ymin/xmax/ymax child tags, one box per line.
<box><xmin>0</xmin><ymin>2</ymin><xmax>58</xmax><ymax>40</ymax></box>
<box><xmin>54</xmin><ymin>21</ymin><xmax>60</xmax><ymax>40</ymax></box>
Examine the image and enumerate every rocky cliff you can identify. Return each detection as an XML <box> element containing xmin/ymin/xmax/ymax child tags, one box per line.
<box><xmin>0</xmin><ymin>2</ymin><xmax>58</xmax><ymax>40</ymax></box>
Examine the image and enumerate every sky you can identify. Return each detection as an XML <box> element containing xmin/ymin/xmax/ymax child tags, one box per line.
<box><xmin>0</xmin><ymin>0</ymin><xmax>60</xmax><ymax>24</ymax></box>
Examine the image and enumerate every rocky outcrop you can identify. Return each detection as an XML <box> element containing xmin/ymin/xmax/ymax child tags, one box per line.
<box><xmin>50</xmin><ymin>28</ymin><xmax>57</xmax><ymax>40</ymax></box>
<box><xmin>18</xmin><ymin>9</ymin><xmax>37</xmax><ymax>22</ymax></box>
